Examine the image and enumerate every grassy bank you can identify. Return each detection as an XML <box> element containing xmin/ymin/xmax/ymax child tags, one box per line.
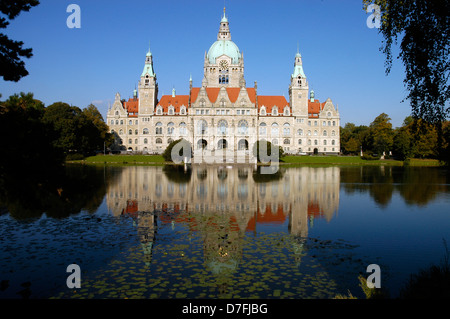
<box><xmin>69</xmin><ymin>155</ymin><xmax>444</xmax><ymax>167</ymax></box>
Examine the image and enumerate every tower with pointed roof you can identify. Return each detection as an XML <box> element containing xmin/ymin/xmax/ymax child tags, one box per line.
<box><xmin>204</xmin><ymin>7</ymin><xmax>244</xmax><ymax>88</ymax></box>
<box><xmin>138</xmin><ymin>46</ymin><xmax>158</xmax><ymax>115</ymax></box>
<box><xmin>289</xmin><ymin>49</ymin><xmax>309</xmax><ymax>117</ymax></box>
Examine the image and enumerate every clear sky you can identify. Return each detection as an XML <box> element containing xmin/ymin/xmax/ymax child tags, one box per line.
<box><xmin>0</xmin><ymin>0</ymin><xmax>411</xmax><ymax>127</ymax></box>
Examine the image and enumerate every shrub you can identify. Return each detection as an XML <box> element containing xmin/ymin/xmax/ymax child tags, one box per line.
<box><xmin>66</xmin><ymin>153</ymin><xmax>85</xmax><ymax>161</ymax></box>
<box><xmin>162</xmin><ymin>139</ymin><xmax>192</xmax><ymax>162</ymax></box>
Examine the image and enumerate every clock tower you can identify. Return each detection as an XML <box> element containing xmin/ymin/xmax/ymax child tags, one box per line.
<box><xmin>204</xmin><ymin>7</ymin><xmax>244</xmax><ymax>88</ymax></box>
<box><xmin>139</xmin><ymin>46</ymin><xmax>158</xmax><ymax>115</ymax></box>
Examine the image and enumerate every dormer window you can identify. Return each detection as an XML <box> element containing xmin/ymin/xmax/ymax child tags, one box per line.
<box><xmin>272</xmin><ymin>107</ymin><xmax>278</xmax><ymax>116</ymax></box>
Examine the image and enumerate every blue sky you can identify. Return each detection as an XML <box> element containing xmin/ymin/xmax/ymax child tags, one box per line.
<box><xmin>1</xmin><ymin>0</ymin><xmax>411</xmax><ymax>127</ymax></box>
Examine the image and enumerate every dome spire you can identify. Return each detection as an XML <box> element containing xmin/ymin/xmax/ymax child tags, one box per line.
<box><xmin>218</xmin><ymin>7</ymin><xmax>230</xmax><ymax>40</ymax></box>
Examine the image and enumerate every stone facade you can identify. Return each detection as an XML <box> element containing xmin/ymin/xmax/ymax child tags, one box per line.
<box><xmin>106</xmin><ymin>8</ymin><xmax>340</xmax><ymax>159</ymax></box>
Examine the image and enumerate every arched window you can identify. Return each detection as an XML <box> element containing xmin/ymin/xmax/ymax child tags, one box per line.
<box><xmin>238</xmin><ymin>120</ymin><xmax>248</xmax><ymax>135</ymax></box>
<box><xmin>332</xmin><ymin>140</ymin><xmax>336</xmax><ymax>145</ymax></box>
<box><xmin>135</xmin><ymin>139</ymin><xmax>138</xmax><ymax>144</ymax></box>
<box><xmin>110</xmin><ymin>120</ymin><xmax>114</xmax><ymax>125</ymax></box>
<box><xmin>167</xmin><ymin>138</ymin><xmax>173</xmax><ymax>144</ymax></box>
<box><xmin>128</xmin><ymin>139</ymin><xmax>132</xmax><ymax>144</ymax></box>
<box><xmin>298</xmin><ymin>139</ymin><xmax>302</xmax><ymax>145</ymax></box>
<box><xmin>168</xmin><ymin>106</ymin><xmax>174</xmax><ymax>115</ymax></box>
<box><xmin>129</xmin><ymin>129</ymin><xmax>133</xmax><ymax>135</ymax></box>
<box><xmin>115</xmin><ymin>111</ymin><xmax>119</xmax><ymax>116</ymax></box>
<box><xmin>324</xmin><ymin>140</ymin><xmax>327</xmax><ymax>145</ymax></box>
<box><xmin>272</xmin><ymin>107</ymin><xmax>278</xmax><ymax>116</ymax></box>
<box><xmin>259</xmin><ymin>122</ymin><xmax>267</xmax><ymax>135</ymax></box>
<box><xmin>332</xmin><ymin>121</ymin><xmax>336</xmax><ymax>126</ymax></box>
<box><xmin>314</xmin><ymin>130</ymin><xmax>318</xmax><ymax>136</ymax></box>
<box><xmin>156</xmin><ymin>138</ymin><xmax>162</xmax><ymax>144</ymax></box>
<box><xmin>135</xmin><ymin>129</ymin><xmax>138</xmax><ymax>135</ymax></box>
<box><xmin>307</xmin><ymin>130</ymin><xmax>311</xmax><ymax>136</ymax></box>
<box><xmin>331</xmin><ymin>130</ymin><xmax>336</xmax><ymax>136</ymax></box>
<box><xmin>179</xmin><ymin>122</ymin><xmax>186</xmax><ymax>135</ymax></box>
<box><xmin>283</xmin><ymin>138</ymin><xmax>290</xmax><ymax>145</ymax></box>
<box><xmin>314</xmin><ymin>140</ymin><xmax>318</xmax><ymax>145</ymax></box>
<box><xmin>323</xmin><ymin>130</ymin><xmax>328</xmax><ymax>136</ymax></box>
<box><xmin>297</xmin><ymin>129</ymin><xmax>303</xmax><ymax>135</ymax></box>
<box><xmin>156</xmin><ymin>106</ymin><xmax>162</xmax><ymax>115</ymax></box>
<box><xmin>115</xmin><ymin>120</ymin><xmax>119</xmax><ymax>125</ymax></box>
<box><xmin>180</xmin><ymin>106</ymin><xmax>186</xmax><ymax>115</ymax></box>
<box><xmin>119</xmin><ymin>129</ymin><xmax>124</xmax><ymax>135</ymax></box>
<box><xmin>143</xmin><ymin>128</ymin><xmax>149</xmax><ymax>135</ymax></box>
<box><xmin>144</xmin><ymin>138</ymin><xmax>148</xmax><ymax>144</ymax></box>
<box><xmin>218</xmin><ymin>120</ymin><xmax>228</xmax><ymax>135</ymax></box>
<box><xmin>271</xmin><ymin>123</ymin><xmax>279</xmax><ymax>135</ymax></box>
<box><xmin>129</xmin><ymin>120</ymin><xmax>132</xmax><ymax>125</ymax></box>
<box><xmin>327</xmin><ymin>112</ymin><xmax>332</xmax><ymax>117</ymax></box>
<box><xmin>155</xmin><ymin>122</ymin><xmax>163</xmax><ymax>134</ymax></box>
<box><xmin>283</xmin><ymin>123</ymin><xmax>290</xmax><ymax>135</ymax></box>
<box><xmin>284</xmin><ymin>107</ymin><xmax>290</xmax><ymax>116</ymax></box>
<box><xmin>197</xmin><ymin>120</ymin><xmax>208</xmax><ymax>135</ymax></box>
<box><xmin>167</xmin><ymin>122</ymin><xmax>174</xmax><ymax>135</ymax></box>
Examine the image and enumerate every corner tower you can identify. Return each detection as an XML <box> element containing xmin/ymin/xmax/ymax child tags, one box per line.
<box><xmin>289</xmin><ymin>49</ymin><xmax>309</xmax><ymax>117</ymax></box>
<box><xmin>138</xmin><ymin>46</ymin><xmax>158</xmax><ymax>115</ymax></box>
<box><xmin>204</xmin><ymin>7</ymin><xmax>244</xmax><ymax>88</ymax></box>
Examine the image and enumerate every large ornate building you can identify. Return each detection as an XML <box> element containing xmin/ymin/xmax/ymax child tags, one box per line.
<box><xmin>107</xmin><ymin>8</ymin><xmax>340</xmax><ymax>160</ymax></box>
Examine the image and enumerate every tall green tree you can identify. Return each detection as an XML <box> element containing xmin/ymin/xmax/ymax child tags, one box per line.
<box><xmin>0</xmin><ymin>92</ymin><xmax>63</xmax><ymax>174</ymax></box>
<box><xmin>363</xmin><ymin>0</ymin><xmax>449</xmax><ymax>124</ymax></box>
<box><xmin>369</xmin><ymin>113</ymin><xmax>394</xmax><ymax>155</ymax></box>
<box><xmin>0</xmin><ymin>0</ymin><xmax>40</xmax><ymax>81</ymax></box>
<box><xmin>363</xmin><ymin>0</ymin><xmax>449</xmax><ymax>161</ymax></box>
<box><xmin>43</xmin><ymin>102</ymin><xmax>108</xmax><ymax>156</ymax></box>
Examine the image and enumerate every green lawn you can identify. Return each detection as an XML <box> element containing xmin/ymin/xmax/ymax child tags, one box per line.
<box><xmin>280</xmin><ymin>155</ymin><xmax>403</xmax><ymax>166</ymax></box>
<box><xmin>70</xmin><ymin>154</ymin><xmax>443</xmax><ymax>167</ymax></box>
<box><xmin>79</xmin><ymin>154</ymin><xmax>166</xmax><ymax>164</ymax></box>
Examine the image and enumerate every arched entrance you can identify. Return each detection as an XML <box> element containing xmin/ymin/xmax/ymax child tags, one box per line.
<box><xmin>197</xmin><ymin>139</ymin><xmax>207</xmax><ymax>150</ymax></box>
<box><xmin>218</xmin><ymin>139</ymin><xmax>227</xmax><ymax>150</ymax></box>
<box><xmin>238</xmin><ymin>139</ymin><xmax>249</xmax><ymax>150</ymax></box>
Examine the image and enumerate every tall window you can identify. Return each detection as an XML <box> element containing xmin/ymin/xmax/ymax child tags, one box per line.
<box><xmin>143</xmin><ymin>128</ymin><xmax>149</xmax><ymax>135</ymax></box>
<box><xmin>271</xmin><ymin>123</ymin><xmax>279</xmax><ymax>135</ymax></box>
<box><xmin>167</xmin><ymin>122</ymin><xmax>174</xmax><ymax>135</ymax></box>
<box><xmin>218</xmin><ymin>120</ymin><xmax>228</xmax><ymax>135</ymax></box>
<box><xmin>179</xmin><ymin>122</ymin><xmax>187</xmax><ymax>135</ymax></box>
<box><xmin>238</xmin><ymin>120</ymin><xmax>248</xmax><ymax>135</ymax></box>
<box><xmin>155</xmin><ymin>122</ymin><xmax>163</xmax><ymax>134</ymax></box>
<box><xmin>283</xmin><ymin>123</ymin><xmax>290</xmax><ymax>135</ymax></box>
<box><xmin>197</xmin><ymin>120</ymin><xmax>208</xmax><ymax>135</ymax></box>
<box><xmin>259</xmin><ymin>122</ymin><xmax>267</xmax><ymax>135</ymax></box>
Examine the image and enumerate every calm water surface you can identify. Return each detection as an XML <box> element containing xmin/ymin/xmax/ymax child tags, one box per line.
<box><xmin>0</xmin><ymin>164</ymin><xmax>449</xmax><ymax>299</ymax></box>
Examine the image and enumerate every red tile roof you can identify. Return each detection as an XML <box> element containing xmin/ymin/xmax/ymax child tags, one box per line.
<box><xmin>121</xmin><ymin>90</ymin><xmax>326</xmax><ymax>117</ymax></box>
<box><xmin>190</xmin><ymin>87</ymin><xmax>257</xmax><ymax>105</ymax></box>
<box><xmin>123</xmin><ymin>98</ymin><xmax>139</xmax><ymax>115</ymax></box>
<box><xmin>258</xmin><ymin>95</ymin><xmax>290</xmax><ymax>114</ymax></box>
<box><xmin>157</xmin><ymin>95</ymin><xmax>190</xmax><ymax>114</ymax></box>
<box><xmin>308</xmin><ymin>99</ymin><xmax>325</xmax><ymax>117</ymax></box>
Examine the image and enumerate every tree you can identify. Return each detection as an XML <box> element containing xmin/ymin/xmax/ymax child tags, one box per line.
<box><xmin>252</xmin><ymin>140</ymin><xmax>284</xmax><ymax>163</ymax></box>
<box><xmin>0</xmin><ymin>92</ymin><xmax>64</xmax><ymax>175</ymax></box>
<box><xmin>43</xmin><ymin>102</ymin><xmax>109</xmax><ymax>156</ymax></box>
<box><xmin>363</xmin><ymin>0</ymin><xmax>449</xmax><ymax>124</ymax></box>
<box><xmin>363</xmin><ymin>0</ymin><xmax>450</xmax><ymax>160</ymax></box>
<box><xmin>0</xmin><ymin>1</ymin><xmax>40</xmax><ymax>81</ymax></box>
<box><xmin>369</xmin><ymin>113</ymin><xmax>393</xmax><ymax>155</ymax></box>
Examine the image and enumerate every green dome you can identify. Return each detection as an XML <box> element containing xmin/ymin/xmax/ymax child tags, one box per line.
<box><xmin>207</xmin><ymin>40</ymin><xmax>241</xmax><ymax>64</ymax></box>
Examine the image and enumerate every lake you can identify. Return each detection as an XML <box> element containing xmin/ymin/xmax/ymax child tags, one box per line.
<box><xmin>0</xmin><ymin>164</ymin><xmax>449</xmax><ymax>299</ymax></box>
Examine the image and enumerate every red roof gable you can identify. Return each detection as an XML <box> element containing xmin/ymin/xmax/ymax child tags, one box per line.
<box><xmin>123</xmin><ymin>98</ymin><xmax>139</xmax><ymax>115</ymax></box>
<box><xmin>308</xmin><ymin>99</ymin><xmax>325</xmax><ymax>117</ymax></box>
<box><xmin>190</xmin><ymin>87</ymin><xmax>257</xmax><ymax>105</ymax></box>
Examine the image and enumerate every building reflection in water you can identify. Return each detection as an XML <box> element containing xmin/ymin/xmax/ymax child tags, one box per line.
<box><xmin>106</xmin><ymin>165</ymin><xmax>340</xmax><ymax>274</ymax></box>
